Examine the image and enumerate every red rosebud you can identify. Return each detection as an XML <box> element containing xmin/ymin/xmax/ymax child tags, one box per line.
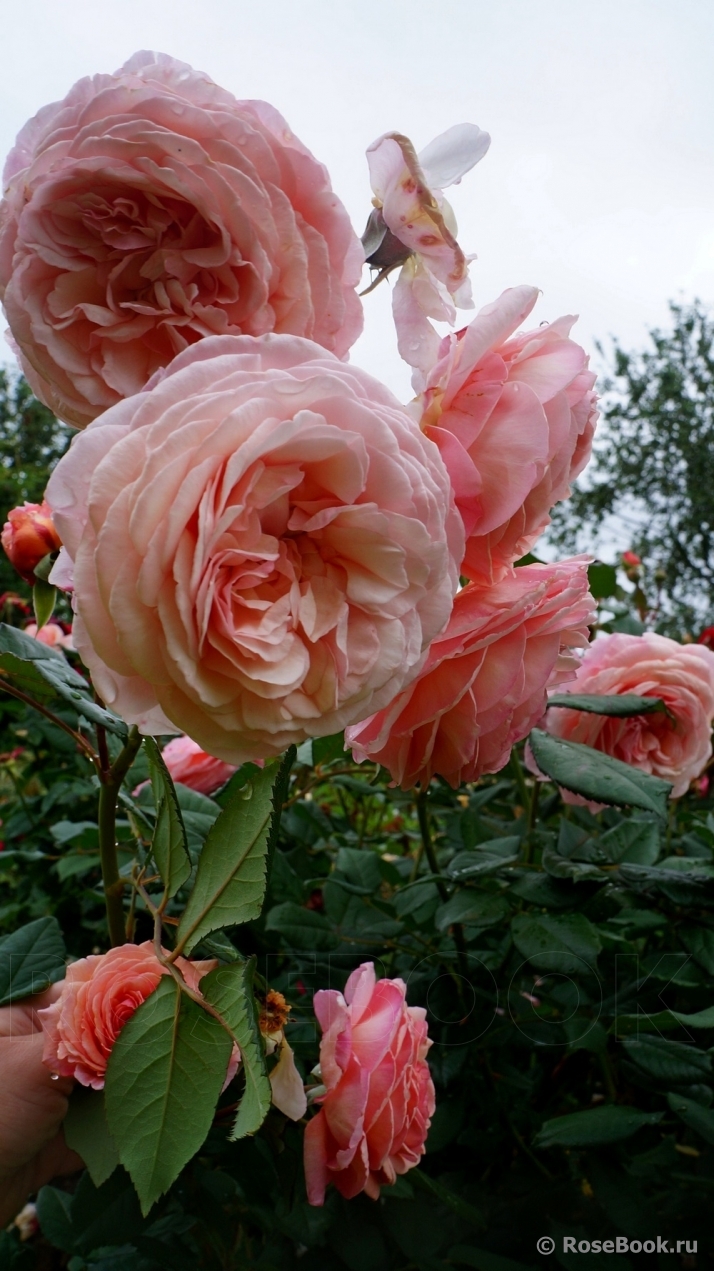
<box><xmin>1</xmin><ymin>501</ymin><xmax>61</xmax><ymax>583</ymax></box>
<box><xmin>621</xmin><ymin>551</ymin><xmax>641</xmax><ymax>567</ymax></box>
<box><xmin>698</xmin><ymin>626</ymin><xmax>714</xmax><ymax>651</ymax></box>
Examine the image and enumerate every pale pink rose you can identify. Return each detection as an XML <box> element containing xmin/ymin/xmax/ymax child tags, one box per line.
<box><xmin>304</xmin><ymin>962</ymin><xmax>434</xmax><ymax>1204</ymax></box>
<box><xmin>538</xmin><ymin>632</ymin><xmax>714</xmax><ymax>799</ymax></box>
<box><xmin>159</xmin><ymin>735</ymin><xmax>237</xmax><ymax>796</ymax></box>
<box><xmin>417</xmin><ymin>287</ymin><xmax>598</xmax><ymax>585</ymax></box>
<box><xmin>38</xmin><ymin>941</ymin><xmax>237</xmax><ymax>1090</ymax></box>
<box><xmin>347</xmin><ymin>559</ymin><xmax>595</xmax><ymax>789</ymax></box>
<box><xmin>365</xmin><ymin>125</ymin><xmax>490</xmax><ymax>377</ymax></box>
<box><xmin>24</xmin><ymin>621</ymin><xmax>74</xmax><ymax>650</ymax></box>
<box><xmin>46</xmin><ymin>334</ymin><xmax>463</xmax><ymax>760</ymax></box>
<box><xmin>1</xmin><ymin>500</ymin><xmax>61</xmax><ymax>583</ymax></box>
<box><xmin>0</xmin><ymin>51</ymin><xmax>363</xmax><ymax>428</ymax></box>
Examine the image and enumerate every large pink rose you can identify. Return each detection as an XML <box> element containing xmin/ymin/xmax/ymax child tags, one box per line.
<box><xmin>46</xmin><ymin>334</ymin><xmax>462</xmax><ymax>761</ymax></box>
<box><xmin>160</xmin><ymin>735</ymin><xmax>237</xmax><ymax>796</ymax></box>
<box><xmin>347</xmin><ymin>559</ymin><xmax>595</xmax><ymax>789</ymax></box>
<box><xmin>304</xmin><ymin>962</ymin><xmax>434</xmax><ymax>1205</ymax></box>
<box><xmin>0</xmin><ymin>51</ymin><xmax>363</xmax><ymax>427</ymax></box>
<box><xmin>539</xmin><ymin>632</ymin><xmax>714</xmax><ymax>798</ymax></box>
<box><xmin>417</xmin><ymin>287</ymin><xmax>598</xmax><ymax>585</ymax></box>
<box><xmin>38</xmin><ymin>941</ymin><xmax>230</xmax><ymax>1090</ymax></box>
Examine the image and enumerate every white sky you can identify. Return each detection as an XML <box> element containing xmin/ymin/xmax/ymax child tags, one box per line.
<box><xmin>1</xmin><ymin>0</ymin><xmax>713</xmax><ymax>408</ymax></box>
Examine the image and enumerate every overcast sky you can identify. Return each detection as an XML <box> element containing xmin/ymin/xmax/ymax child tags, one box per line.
<box><xmin>1</xmin><ymin>0</ymin><xmax>713</xmax><ymax>406</ymax></box>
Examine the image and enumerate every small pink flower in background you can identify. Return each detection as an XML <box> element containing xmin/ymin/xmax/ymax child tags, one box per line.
<box><xmin>0</xmin><ymin>51</ymin><xmax>363</xmax><ymax>427</ymax></box>
<box><xmin>537</xmin><ymin>632</ymin><xmax>714</xmax><ymax>799</ymax></box>
<box><xmin>347</xmin><ymin>559</ymin><xmax>595</xmax><ymax>790</ymax></box>
<box><xmin>160</xmin><ymin>735</ymin><xmax>237</xmax><ymax>796</ymax></box>
<box><xmin>416</xmin><ymin>286</ymin><xmax>598</xmax><ymax>586</ymax></box>
<box><xmin>24</xmin><ymin>621</ymin><xmax>73</xmax><ymax>651</ymax></box>
<box><xmin>365</xmin><ymin>125</ymin><xmax>490</xmax><ymax>377</ymax></box>
<box><xmin>47</xmin><ymin>333</ymin><xmax>463</xmax><ymax>761</ymax></box>
<box><xmin>304</xmin><ymin>962</ymin><xmax>434</xmax><ymax>1205</ymax></box>
<box><xmin>1</xmin><ymin>500</ymin><xmax>61</xmax><ymax>583</ymax></box>
<box><xmin>696</xmin><ymin>774</ymin><xmax>710</xmax><ymax>798</ymax></box>
<box><xmin>38</xmin><ymin>941</ymin><xmax>238</xmax><ymax>1090</ymax></box>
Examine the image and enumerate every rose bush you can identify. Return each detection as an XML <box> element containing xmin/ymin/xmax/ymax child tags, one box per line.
<box><xmin>347</xmin><ymin>558</ymin><xmax>594</xmax><ymax>789</ymax></box>
<box><xmin>538</xmin><ymin>631</ymin><xmax>714</xmax><ymax>798</ymax></box>
<box><xmin>417</xmin><ymin>286</ymin><xmax>598</xmax><ymax>585</ymax></box>
<box><xmin>304</xmin><ymin>962</ymin><xmax>434</xmax><ymax>1204</ymax></box>
<box><xmin>1</xmin><ymin>500</ymin><xmax>61</xmax><ymax>583</ymax></box>
<box><xmin>38</xmin><ymin>942</ymin><xmax>232</xmax><ymax>1090</ymax></box>
<box><xmin>0</xmin><ymin>51</ymin><xmax>364</xmax><ymax>427</ymax></box>
<box><xmin>46</xmin><ymin>333</ymin><xmax>463</xmax><ymax>761</ymax></box>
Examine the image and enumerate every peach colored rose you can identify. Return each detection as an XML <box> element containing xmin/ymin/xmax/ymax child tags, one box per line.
<box><xmin>38</xmin><ymin>941</ymin><xmax>233</xmax><ymax>1090</ymax></box>
<box><xmin>24</xmin><ymin>621</ymin><xmax>74</xmax><ymax>651</ymax></box>
<box><xmin>539</xmin><ymin>632</ymin><xmax>714</xmax><ymax>798</ymax></box>
<box><xmin>347</xmin><ymin>559</ymin><xmax>595</xmax><ymax>789</ymax></box>
<box><xmin>416</xmin><ymin>287</ymin><xmax>598</xmax><ymax>585</ymax></box>
<box><xmin>304</xmin><ymin>962</ymin><xmax>434</xmax><ymax>1204</ymax></box>
<box><xmin>160</xmin><ymin>735</ymin><xmax>237</xmax><ymax>796</ymax></box>
<box><xmin>1</xmin><ymin>501</ymin><xmax>61</xmax><ymax>583</ymax></box>
<box><xmin>0</xmin><ymin>51</ymin><xmax>363</xmax><ymax>427</ymax></box>
<box><xmin>46</xmin><ymin>333</ymin><xmax>462</xmax><ymax>759</ymax></box>
<box><xmin>365</xmin><ymin>125</ymin><xmax>489</xmax><ymax>378</ymax></box>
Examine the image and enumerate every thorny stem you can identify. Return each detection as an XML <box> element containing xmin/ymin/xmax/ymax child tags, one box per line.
<box><xmin>416</xmin><ymin>787</ymin><xmax>470</xmax><ymax>984</ymax></box>
<box><xmin>98</xmin><ymin>725</ymin><xmax>142</xmax><ymax>947</ymax></box>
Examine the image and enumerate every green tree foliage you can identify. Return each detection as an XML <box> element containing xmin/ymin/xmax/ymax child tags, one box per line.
<box><xmin>0</xmin><ymin>370</ymin><xmax>71</xmax><ymax>594</ymax></box>
<box><xmin>549</xmin><ymin>300</ymin><xmax>714</xmax><ymax>636</ymax></box>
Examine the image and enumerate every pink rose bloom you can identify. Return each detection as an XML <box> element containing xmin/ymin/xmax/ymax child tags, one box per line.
<box><xmin>38</xmin><ymin>941</ymin><xmax>236</xmax><ymax>1090</ymax></box>
<box><xmin>24</xmin><ymin>621</ymin><xmax>74</xmax><ymax>650</ymax></box>
<box><xmin>347</xmin><ymin>559</ymin><xmax>595</xmax><ymax>790</ymax></box>
<box><xmin>417</xmin><ymin>286</ymin><xmax>598</xmax><ymax>586</ymax></box>
<box><xmin>0</xmin><ymin>51</ymin><xmax>363</xmax><ymax>427</ymax></box>
<box><xmin>1</xmin><ymin>500</ymin><xmax>61</xmax><ymax>583</ymax></box>
<box><xmin>365</xmin><ymin>125</ymin><xmax>490</xmax><ymax>378</ymax></box>
<box><xmin>538</xmin><ymin>632</ymin><xmax>714</xmax><ymax>798</ymax></box>
<box><xmin>304</xmin><ymin>962</ymin><xmax>434</xmax><ymax>1205</ymax></box>
<box><xmin>160</xmin><ymin>735</ymin><xmax>237</xmax><ymax>795</ymax></box>
<box><xmin>46</xmin><ymin>333</ymin><xmax>462</xmax><ymax>761</ymax></box>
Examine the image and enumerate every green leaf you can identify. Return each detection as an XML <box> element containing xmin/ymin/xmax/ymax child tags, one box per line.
<box><xmin>313</xmin><ymin>731</ymin><xmax>346</xmax><ymax>766</ymax></box>
<box><xmin>599</xmin><ymin>819</ymin><xmax>660</xmax><ymax>864</ymax></box>
<box><xmin>534</xmin><ymin>1105</ymin><xmax>663</xmax><ymax>1148</ymax></box>
<box><xmin>667</xmin><ymin>1092</ymin><xmax>714</xmax><ymax>1145</ymax></box>
<box><xmin>680</xmin><ymin>925</ymin><xmax>714</xmax><ymax>975</ymax></box>
<box><xmin>63</xmin><ymin>1088</ymin><xmax>120</xmax><ymax>1188</ymax></box>
<box><xmin>36</xmin><ymin>1185</ymin><xmax>75</xmax><ymax>1252</ymax></box>
<box><xmin>511</xmin><ymin>912</ymin><xmax>601</xmax><ymax>974</ymax></box>
<box><xmin>264</xmin><ymin>901</ymin><xmax>339</xmax><ymax>951</ymax></box>
<box><xmin>447</xmin><ymin>837</ymin><xmax>521</xmax><ymax>880</ymax></box>
<box><xmin>622</xmin><ymin>1036</ymin><xmax>712</xmax><ymax>1084</ymax></box>
<box><xmin>0</xmin><ymin>916</ymin><xmax>66</xmax><ymax>1006</ymax></box>
<box><xmin>200</xmin><ymin>958</ymin><xmax>271</xmax><ymax>1139</ymax></box>
<box><xmin>55</xmin><ymin>852</ymin><xmax>101</xmax><ymax>881</ymax></box>
<box><xmin>32</xmin><ymin>578</ymin><xmax>57</xmax><ymax>628</ymax></box>
<box><xmin>612</xmin><ymin>1005</ymin><xmax>714</xmax><ymax>1035</ymax></box>
<box><xmin>528</xmin><ymin>728</ymin><xmax>672</xmax><ymax>820</ymax></box>
<box><xmin>587</xmin><ymin>561</ymin><xmax>618</xmax><ymax>599</ymax></box>
<box><xmin>0</xmin><ymin>622</ymin><xmax>127</xmax><ymax>738</ymax></box>
<box><xmin>175</xmin><ymin>748</ymin><xmax>295</xmax><ymax>955</ymax></box>
<box><xmin>435</xmin><ymin>892</ymin><xmax>509</xmax><ymax>932</ymax></box>
<box><xmin>144</xmin><ymin>738</ymin><xmax>191</xmax><ymax>899</ymax></box>
<box><xmin>547</xmin><ymin>693</ymin><xmax>670</xmax><ymax>718</ymax></box>
<box><xmin>541</xmin><ymin>844</ymin><xmax>604</xmax><ymax>881</ymax></box>
<box><xmin>104</xmin><ymin>976</ymin><xmax>232</xmax><ymax>1215</ymax></box>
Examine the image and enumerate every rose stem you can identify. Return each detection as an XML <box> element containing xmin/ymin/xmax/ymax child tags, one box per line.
<box><xmin>415</xmin><ymin>787</ymin><xmax>470</xmax><ymax>984</ymax></box>
<box><xmin>97</xmin><ymin>724</ymin><xmax>142</xmax><ymax>947</ymax></box>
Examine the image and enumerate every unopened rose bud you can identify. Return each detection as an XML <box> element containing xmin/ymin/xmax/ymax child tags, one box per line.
<box><xmin>1</xmin><ymin>501</ymin><xmax>61</xmax><ymax>583</ymax></box>
<box><xmin>621</xmin><ymin>551</ymin><xmax>641</xmax><ymax>568</ymax></box>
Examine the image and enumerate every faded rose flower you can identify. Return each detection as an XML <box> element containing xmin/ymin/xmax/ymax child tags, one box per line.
<box><xmin>347</xmin><ymin>558</ymin><xmax>595</xmax><ymax>789</ymax></box>
<box><xmin>1</xmin><ymin>501</ymin><xmax>61</xmax><ymax>583</ymax></box>
<box><xmin>24</xmin><ymin>622</ymin><xmax>74</xmax><ymax>651</ymax></box>
<box><xmin>365</xmin><ymin>125</ymin><xmax>490</xmax><ymax>378</ymax></box>
<box><xmin>536</xmin><ymin>632</ymin><xmax>714</xmax><ymax>799</ymax></box>
<box><xmin>38</xmin><ymin>941</ymin><xmax>237</xmax><ymax>1090</ymax></box>
<box><xmin>416</xmin><ymin>286</ymin><xmax>598</xmax><ymax>585</ymax></box>
<box><xmin>46</xmin><ymin>333</ymin><xmax>462</xmax><ymax>760</ymax></box>
<box><xmin>304</xmin><ymin>962</ymin><xmax>434</xmax><ymax>1204</ymax></box>
<box><xmin>0</xmin><ymin>51</ymin><xmax>363</xmax><ymax>427</ymax></box>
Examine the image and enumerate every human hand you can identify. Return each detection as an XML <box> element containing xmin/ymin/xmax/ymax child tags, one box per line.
<box><xmin>0</xmin><ymin>983</ymin><xmax>83</xmax><ymax>1227</ymax></box>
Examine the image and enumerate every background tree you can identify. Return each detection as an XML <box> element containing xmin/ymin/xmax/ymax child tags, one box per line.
<box><xmin>0</xmin><ymin>370</ymin><xmax>71</xmax><ymax>595</ymax></box>
<box><xmin>549</xmin><ymin>299</ymin><xmax>714</xmax><ymax>637</ymax></box>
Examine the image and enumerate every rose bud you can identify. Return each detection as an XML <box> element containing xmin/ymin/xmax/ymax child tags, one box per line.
<box><xmin>1</xmin><ymin>500</ymin><xmax>61</xmax><ymax>583</ymax></box>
